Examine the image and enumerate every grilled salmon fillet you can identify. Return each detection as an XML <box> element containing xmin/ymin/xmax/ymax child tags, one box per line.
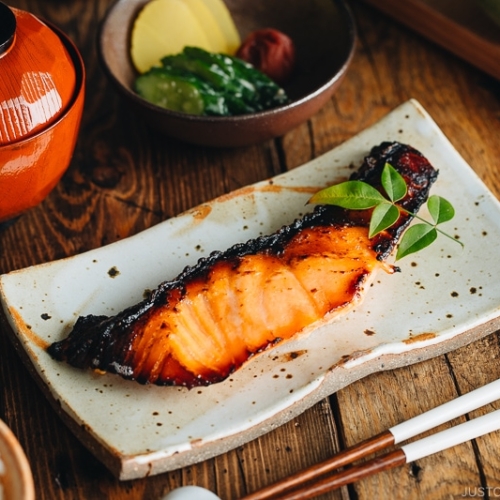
<box><xmin>48</xmin><ymin>142</ymin><xmax>438</xmax><ymax>387</ymax></box>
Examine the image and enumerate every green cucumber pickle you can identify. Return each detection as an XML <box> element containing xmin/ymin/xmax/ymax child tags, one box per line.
<box><xmin>135</xmin><ymin>47</ymin><xmax>290</xmax><ymax>117</ymax></box>
<box><xmin>134</xmin><ymin>70</ymin><xmax>204</xmax><ymax>114</ymax></box>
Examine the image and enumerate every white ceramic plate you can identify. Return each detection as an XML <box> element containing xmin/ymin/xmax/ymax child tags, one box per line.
<box><xmin>2</xmin><ymin>99</ymin><xmax>500</xmax><ymax>480</ymax></box>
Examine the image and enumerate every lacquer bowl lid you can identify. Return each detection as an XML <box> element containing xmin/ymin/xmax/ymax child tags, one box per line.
<box><xmin>0</xmin><ymin>2</ymin><xmax>77</xmax><ymax>145</ymax></box>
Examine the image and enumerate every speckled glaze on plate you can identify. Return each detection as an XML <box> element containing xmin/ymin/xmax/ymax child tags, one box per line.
<box><xmin>1</xmin><ymin>99</ymin><xmax>500</xmax><ymax>480</ymax></box>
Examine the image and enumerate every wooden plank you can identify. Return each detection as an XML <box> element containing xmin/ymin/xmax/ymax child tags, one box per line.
<box><xmin>334</xmin><ymin>315</ymin><xmax>500</xmax><ymax>497</ymax></box>
<box><xmin>335</xmin><ymin>356</ymin><xmax>494</xmax><ymax>499</ymax></box>
<box><xmin>1</xmin><ymin>0</ymin><xmax>500</xmax><ymax>498</ymax></box>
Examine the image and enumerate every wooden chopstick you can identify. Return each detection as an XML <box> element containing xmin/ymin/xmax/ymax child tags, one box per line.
<box><xmin>240</xmin><ymin>379</ymin><xmax>500</xmax><ymax>500</ymax></box>
<box><xmin>271</xmin><ymin>408</ymin><xmax>500</xmax><ymax>500</ymax></box>
<box><xmin>240</xmin><ymin>430</ymin><xmax>395</xmax><ymax>500</ymax></box>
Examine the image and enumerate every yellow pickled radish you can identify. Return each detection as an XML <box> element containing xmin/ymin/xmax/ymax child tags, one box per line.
<box><xmin>201</xmin><ymin>0</ymin><xmax>241</xmax><ymax>54</ymax></box>
<box><xmin>182</xmin><ymin>0</ymin><xmax>230</xmax><ymax>54</ymax></box>
<box><xmin>131</xmin><ymin>0</ymin><xmax>213</xmax><ymax>73</ymax></box>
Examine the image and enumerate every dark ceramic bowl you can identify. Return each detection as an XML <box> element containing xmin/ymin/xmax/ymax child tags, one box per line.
<box><xmin>98</xmin><ymin>0</ymin><xmax>356</xmax><ymax>148</ymax></box>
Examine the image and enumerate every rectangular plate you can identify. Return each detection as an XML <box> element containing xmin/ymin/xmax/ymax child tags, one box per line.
<box><xmin>2</xmin><ymin>99</ymin><xmax>500</xmax><ymax>480</ymax></box>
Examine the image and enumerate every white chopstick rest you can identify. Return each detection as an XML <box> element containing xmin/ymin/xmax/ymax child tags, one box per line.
<box><xmin>161</xmin><ymin>486</ymin><xmax>221</xmax><ymax>500</ymax></box>
<box><xmin>402</xmin><ymin>408</ymin><xmax>500</xmax><ymax>463</ymax></box>
<box><xmin>389</xmin><ymin>378</ymin><xmax>500</xmax><ymax>444</ymax></box>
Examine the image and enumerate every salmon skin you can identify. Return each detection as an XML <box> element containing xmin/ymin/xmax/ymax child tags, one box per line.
<box><xmin>48</xmin><ymin>142</ymin><xmax>438</xmax><ymax>387</ymax></box>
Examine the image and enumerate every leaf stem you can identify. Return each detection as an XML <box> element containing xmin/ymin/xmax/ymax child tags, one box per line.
<box><xmin>308</xmin><ymin>163</ymin><xmax>462</xmax><ymax>259</ymax></box>
<box><xmin>399</xmin><ymin>208</ymin><xmax>463</xmax><ymax>248</ymax></box>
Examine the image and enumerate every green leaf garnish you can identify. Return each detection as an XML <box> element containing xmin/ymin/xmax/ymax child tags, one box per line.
<box><xmin>309</xmin><ymin>163</ymin><xmax>462</xmax><ymax>260</ymax></box>
<box><xmin>308</xmin><ymin>181</ymin><xmax>386</xmax><ymax>209</ymax></box>
<box><xmin>381</xmin><ymin>163</ymin><xmax>407</xmax><ymax>202</ymax></box>
<box><xmin>369</xmin><ymin>202</ymin><xmax>400</xmax><ymax>238</ymax></box>
<box><xmin>427</xmin><ymin>195</ymin><xmax>455</xmax><ymax>224</ymax></box>
<box><xmin>395</xmin><ymin>224</ymin><xmax>438</xmax><ymax>260</ymax></box>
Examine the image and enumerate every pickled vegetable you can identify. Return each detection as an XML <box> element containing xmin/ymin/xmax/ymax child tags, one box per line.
<box><xmin>135</xmin><ymin>68</ymin><xmax>226</xmax><ymax>115</ymax></box>
<box><xmin>182</xmin><ymin>0</ymin><xmax>229</xmax><ymax>53</ymax></box>
<box><xmin>135</xmin><ymin>47</ymin><xmax>289</xmax><ymax>116</ymax></box>
<box><xmin>236</xmin><ymin>28</ymin><xmax>296</xmax><ymax>84</ymax></box>
<box><xmin>131</xmin><ymin>0</ymin><xmax>211</xmax><ymax>73</ymax></box>
<box><xmin>130</xmin><ymin>0</ymin><xmax>241</xmax><ymax>73</ymax></box>
<box><xmin>201</xmin><ymin>0</ymin><xmax>241</xmax><ymax>54</ymax></box>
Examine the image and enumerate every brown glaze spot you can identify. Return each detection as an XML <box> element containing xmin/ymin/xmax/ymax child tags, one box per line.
<box><xmin>290</xmin><ymin>186</ymin><xmax>321</xmax><ymax>194</ymax></box>
<box><xmin>108</xmin><ymin>266</ymin><xmax>120</xmax><ymax>278</ymax></box>
<box><xmin>259</xmin><ymin>184</ymin><xmax>283</xmax><ymax>194</ymax></box>
<box><xmin>283</xmin><ymin>350</ymin><xmax>307</xmax><ymax>361</ymax></box>
<box><xmin>337</xmin><ymin>354</ymin><xmax>351</xmax><ymax>365</ymax></box>
<box><xmin>403</xmin><ymin>332</ymin><xmax>436</xmax><ymax>344</ymax></box>
<box><xmin>215</xmin><ymin>184</ymin><xmax>322</xmax><ymax>205</ymax></box>
<box><xmin>364</xmin><ymin>329</ymin><xmax>376</xmax><ymax>336</ymax></box>
<box><xmin>451</xmin><ymin>291</ymin><xmax>459</xmax><ymax>297</ymax></box>
<box><xmin>470</xmin><ymin>287</ymin><xmax>477</xmax><ymax>294</ymax></box>
<box><xmin>190</xmin><ymin>204</ymin><xmax>212</xmax><ymax>221</ymax></box>
<box><xmin>261</xmin><ymin>183</ymin><xmax>325</xmax><ymax>196</ymax></box>
<box><xmin>9</xmin><ymin>307</ymin><xmax>49</xmax><ymax>350</ymax></box>
<box><xmin>215</xmin><ymin>186</ymin><xmax>255</xmax><ymax>204</ymax></box>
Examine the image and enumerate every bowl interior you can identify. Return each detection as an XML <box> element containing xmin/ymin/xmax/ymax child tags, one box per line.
<box><xmin>101</xmin><ymin>0</ymin><xmax>355</xmax><ymax>105</ymax></box>
<box><xmin>227</xmin><ymin>0</ymin><xmax>354</xmax><ymax>101</ymax></box>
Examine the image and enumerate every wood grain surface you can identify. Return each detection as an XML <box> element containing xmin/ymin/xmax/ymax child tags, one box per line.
<box><xmin>361</xmin><ymin>0</ymin><xmax>500</xmax><ymax>81</ymax></box>
<box><xmin>1</xmin><ymin>1</ymin><xmax>500</xmax><ymax>499</ymax></box>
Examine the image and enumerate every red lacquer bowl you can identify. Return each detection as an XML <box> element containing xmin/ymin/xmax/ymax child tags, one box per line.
<box><xmin>0</xmin><ymin>419</ymin><xmax>34</xmax><ymax>500</ymax></box>
<box><xmin>0</xmin><ymin>3</ymin><xmax>85</xmax><ymax>223</ymax></box>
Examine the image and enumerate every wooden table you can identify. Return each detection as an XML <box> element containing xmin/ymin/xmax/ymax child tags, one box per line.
<box><xmin>1</xmin><ymin>1</ymin><xmax>500</xmax><ymax>499</ymax></box>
